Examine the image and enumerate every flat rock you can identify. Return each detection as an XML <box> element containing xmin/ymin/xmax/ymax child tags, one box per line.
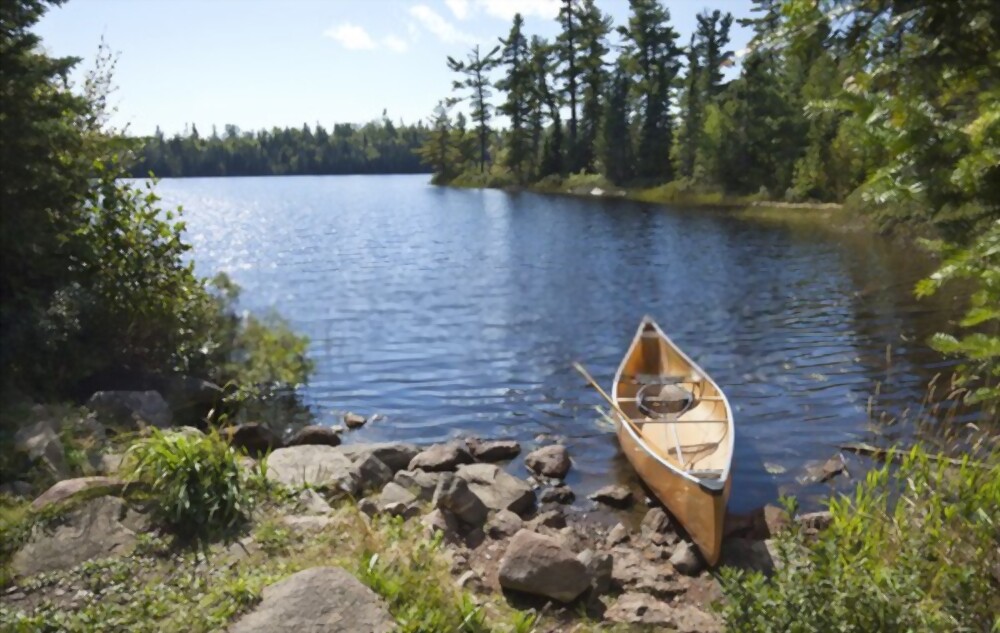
<box><xmin>223</xmin><ymin>423</ymin><xmax>283</xmax><ymax>456</ymax></box>
<box><xmin>13</xmin><ymin>419</ymin><xmax>70</xmax><ymax>480</ymax></box>
<box><xmin>802</xmin><ymin>454</ymin><xmax>848</xmax><ymax>484</ymax></box>
<box><xmin>86</xmin><ymin>390</ymin><xmax>172</xmax><ymax>430</ymax></box>
<box><xmin>466</xmin><ymin>438</ymin><xmax>521</xmax><ymax>462</ymax></box>
<box><xmin>229</xmin><ymin>567</ymin><xmax>394</xmax><ymax>633</ymax></box>
<box><xmin>589</xmin><ymin>484</ymin><xmax>633</xmax><ymax>508</ymax></box>
<box><xmin>265</xmin><ymin>445</ymin><xmax>358</xmax><ymax>495</ymax></box>
<box><xmin>30</xmin><ymin>477</ymin><xmax>125</xmax><ymax>511</ymax></box>
<box><xmin>539</xmin><ymin>485</ymin><xmax>574</xmax><ymax>504</ymax></box>
<box><xmin>456</xmin><ymin>463</ymin><xmax>534</xmax><ymax>516</ymax></box>
<box><xmin>669</xmin><ymin>541</ymin><xmax>705</xmax><ymax>576</ymax></box>
<box><xmin>524</xmin><ymin>445</ymin><xmax>571</xmax><ymax>479</ymax></box>
<box><xmin>11</xmin><ymin>496</ymin><xmax>147</xmax><ymax>577</ymax></box>
<box><xmin>409</xmin><ymin>441</ymin><xmax>474</xmax><ymax>472</ymax></box>
<box><xmin>498</xmin><ymin>529</ymin><xmax>590</xmax><ymax>603</ymax></box>
<box><xmin>433</xmin><ymin>473</ymin><xmax>488</xmax><ymax>526</ymax></box>
<box><xmin>606</xmin><ymin>593</ymin><xmax>721</xmax><ymax>632</ymax></box>
<box><xmin>611</xmin><ymin>546</ymin><xmax>688</xmax><ymax>597</ymax></box>
<box><xmin>280</xmin><ymin>515</ymin><xmax>336</xmax><ymax>534</ymax></box>
<box><xmin>486</xmin><ymin>509</ymin><xmax>523</xmax><ymax>539</ymax></box>
<box><xmin>339</xmin><ymin>442</ymin><xmax>419</xmax><ymax>473</ymax></box>
<box><xmin>392</xmin><ymin>469</ymin><xmax>441</xmax><ymax>501</ymax></box>
<box><xmin>287</xmin><ymin>425</ymin><xmax>341</xmax><ymax>447</ymax></box>
<box><xmin>606</xmin><ymin>522</ymin><xmax>630</xmax><ymax>546</ymax></box>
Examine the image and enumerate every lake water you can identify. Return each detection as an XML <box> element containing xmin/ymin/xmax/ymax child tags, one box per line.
<box><xmin>154</xmin><ymin>174</ymin><xmax>964</xmax><ymax>513</ymax></box>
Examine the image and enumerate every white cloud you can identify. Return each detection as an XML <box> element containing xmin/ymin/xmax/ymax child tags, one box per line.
<box><xmin>409</xmin><ymin>4</ymin><xmax>475</xmax><ymax>44</ymax></box>
<box><xmin>323</xmin><ymin>22</ymin><xmax>377</xmax><ymax>50</ymax></box>
<box><xmin>445</xmin><ymin>0</ymin><xmax>470</xmax><ymax>20</ymax></box>
<box><xmin>382</xmin><ymin>35</ymin><xmax>409</xmax><ymax>53</ymax></box>
<box><xmin>476</xmin><ymin>0</ymin><xmax>559</xmax><ymax>20</ymax></box>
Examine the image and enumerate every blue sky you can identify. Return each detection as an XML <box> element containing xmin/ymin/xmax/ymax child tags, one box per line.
<box><xmin>36</xmin><ymin>0</ymin><xmax>755</xmax><ymax>136</ymax></box>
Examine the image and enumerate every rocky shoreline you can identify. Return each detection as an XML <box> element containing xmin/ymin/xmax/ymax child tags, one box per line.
<box><xmin>1</xmin><ymin>389</ymin><xmax>835</xmax><ymax>631</ymax></box>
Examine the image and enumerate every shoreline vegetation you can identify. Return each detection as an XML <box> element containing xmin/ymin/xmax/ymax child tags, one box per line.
<box><xmin>2</xmin><ymin>0</ymin><xmax>998</xmax><ymax>632</ymax></box>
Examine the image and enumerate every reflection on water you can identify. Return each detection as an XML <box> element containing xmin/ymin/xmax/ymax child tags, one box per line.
<box><xmin>154</xmin><ymin>175</ymin><xmax>965</xmax><ymax>512</ymax></box>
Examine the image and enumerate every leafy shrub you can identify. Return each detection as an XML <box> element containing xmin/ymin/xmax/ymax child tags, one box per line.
<box><xmin>719</xmin><ymin>444</ymin><xmax>1000</xmax><ymax>632</ymax></box>
<box><xmin>125</xmin><ymin>429</ymin><xmax>261</xmax><ymax>541</ymax></box>
<box><xmin>916</xmin><ymin>221</ymin><xmax>1000</xmax><ymax>417</ymax></box>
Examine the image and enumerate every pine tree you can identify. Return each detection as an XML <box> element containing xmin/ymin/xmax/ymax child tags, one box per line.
<box><xmin>555</xmin><ymin>0</ymin><xmax>581</xmax><ymax>171</ymax></box>
<box><xmin>496</xmin><ymin>14</ymin><xmax>533</xmax><ymax>182</ymax></box>
<box><xmin>576</xmin><ymin>0</ymin><xmax>612</xmax><ymax>173</ymax></box>
<box><xmin>599</xmin><ymin>58</ymin><xmax>633</xmax><ymax>184</ymax></box>
<box><xmin>447</xmin><ymin>45</ymin><xmax>500</xmax><ymax>173</ymax></box>
<box><xmin>416</xmin><ymin>101</ymin><xmax>456</xmax><ymax>183</ymax></box>
<box><xmin>619</xmin><ymin>0</ymin><xmax>682</xmax><ymax>182</ymax></box>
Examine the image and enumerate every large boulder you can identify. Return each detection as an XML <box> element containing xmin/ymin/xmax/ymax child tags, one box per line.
<box><xmin>30</xmin><ymin>476</ymin><xmax>125</xmax><ymax>511</ymax></box>
<box><xmin>13</xmin><ymin>419</ymin><xmax>70</xmax><ymax>480</ymax></box>
<box><xmin>498</xmin><ymin>529</ymin><xmax>590</xmax><ymax>603</ymax></box>
<box><xmin>408</xmin><ymin>441</ymin><xmax>474</xmax><ymax>472</ymax></box>
<box><xmin>432</xmin><ymin>473</ymin><xmax>488</xmax><ymax>526</ymax></box>
<box><xmin>524</xmin><ymin>445</ymin><xmax>571</xmax><ymax>479</ymax></box>
<box><xmin>229</xmin><ymin>567</ymin><xmax>394</xmax><ymax>633</ymax></box>
<box><xmin>265</xmin><ymin>446</ymin><xmax>358</xmax><ymax>495</ymax></box>
<box><xmin>455</xmin><ymin>463</ymin><xmax>534</xmax><ymax>516</ymax></box>
<box><xmin>466</xmin><ymin>438</ymin><xmax>521</xmax><ymax>462</ymax></box>
<box><xmin>353</xmin><ymin>454</ymin><xmax>393</xmax><ymax>494</ymax></box>
<box><xmin>486</xmin><ymin>509</ymin><xmax>523</xmax><ymax>539</ymax></box>
<box><xmin>287</xmin><ymin>425</ymin><xmax>341</xmax><ymax>447</ymax></box>
<box><xmin>338</xmin><ymin>443</ymin><xmax>419</xmax><ymax>473</ymax></box>
<box><xmin>86</xmin><ymin>390</ymin><xmax>172</xmax><ymax>430</ymax></box>
<box><xmin>11</xmin><ymin>496</ymin><xmax>147</xmax><ymax>577</ymax></box>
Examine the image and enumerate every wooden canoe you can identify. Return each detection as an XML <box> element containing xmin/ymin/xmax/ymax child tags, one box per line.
<box><xmin>611</xmin><ymin>316</ymin><xmax>734</xmax><ymax>565</ymax></box>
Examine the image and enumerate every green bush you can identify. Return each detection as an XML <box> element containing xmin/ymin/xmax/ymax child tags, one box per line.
<box><xmin>719</xmin><ymin>444</ymin><xmax>1000</xmax><ymax>632</ymax></box>
<box><xmin>125</xmin><ymin>429</ymin><xmax>262</xmax><ymax>541</ymax></box>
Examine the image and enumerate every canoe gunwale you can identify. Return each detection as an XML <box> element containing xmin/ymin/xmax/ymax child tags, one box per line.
<box><xmin>611</xmin><ymin>316</ymin><xmax>735</xmax><ymax>494</ymax></box>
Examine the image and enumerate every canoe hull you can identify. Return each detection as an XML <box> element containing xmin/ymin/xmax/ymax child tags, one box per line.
<box><xmin>616</xmin><ymin>419</ymin><xmax>730</xmax><ymax>565</ymax></box>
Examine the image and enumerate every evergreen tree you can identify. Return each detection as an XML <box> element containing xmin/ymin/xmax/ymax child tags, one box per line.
<box><xmin>447</xmin><ymin>45</ymin><xmax>500</xmax><ymax>173</ymax></box>
<box><xmin>575</xmin><ymin>0</ymin><xmax>612</xmax><ymax>173</ymax></box>
<box><xmin>554</xmin><ymin>0</ymin><xmax>581</xmax><ymax>171</ymax></box>
<box><xmin>599</xmin><ymin>58</ymin><xmax>634</xmax><ymax>184</ymax></box>
<box><xmin>496</xmin><ymin>14</ymin><xmax>532</xmax><ymax>182</ymax></box>
<box><xmin>673</xmin><ymin>34</ymin><xmax>702</xmax><ymax>180</ymax></box>
<box><xmin>415</xmin><ymin>101</ymin><xmax>456</xmax><ymax>183</ymax></box>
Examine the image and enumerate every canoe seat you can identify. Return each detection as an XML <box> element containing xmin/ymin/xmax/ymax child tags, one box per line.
<box><xmin>623</xmin><ymin>373</ymin><xmax>699</xmax><ymax>385</ymax></box>
<box><xmin>688</xmin><ymin>469</ymin><xmax>724</xmax><ymax>478</ymax></box>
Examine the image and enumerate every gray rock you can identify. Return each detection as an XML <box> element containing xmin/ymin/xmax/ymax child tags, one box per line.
<box><xmin>577</xmin><ymin>549</ymin><xmax>613</xmax><ymax>595</ymax></box>
<box><xmin>539</xmin><ymin>485</ymin><xmax>575</xmax><ymax>504</ymax></box>
<box><xmin>641</xmin><ymin>507</ymin><xmax>676</xmax><ymax>545</ymax></box>
<box><xmin>338</xmin><ymin>443</ymin><xmax>419</xmax><ymax>473</ymax></box>
<box><xmin>11</xmin><ymin>496</ymin><xmax>147</xmax><ymax>576</ymax></box>
<box><xmin>527</xmin><ymin>509</ymin><xmax>566</xmax><ymax>530</ymax></box>
<box><xmin>392</xmin><ymin>469</ymin><xmax>441</xmax><ymax>501</ymax></box>
<box><xmin>265</xmin><ymin>445</ymin><xmax>359</xmax><ymax>495</ymax></box>
<box><xmin>524</xmin><ymin>445</ymin><xmax>571</xmax><ymax>479</ymax></box>
<box><xmin>86</xmin><ymin>390</ymin><xmax>172</xmax><ymax>430</ymax></box>
<box><xmin>606</xmin><ymin>592</ymin><xmax>721</xmax><ymax>632</ymax></box>
<box><xmin>486</xmin><ymin>509</ymin><xmax>523</xmax><ymax>539</ymax></box>
<box><xmin>610</xmin><ymin>546</ymin><xmax>688</xmax><ymax>597</ymax></box>
<box><xmin>466</xmin><ymin>438</ymin><xmax>521</xmax><ymax>462</ymax></box>
<box><xmin>14</xmin><ymin>419</ymin><xmax>70</xmax><ymax>480</ymax></box>
<box><xmin>344</xmin><ymin>412</ymin><xmax>368</xmax><ymax>429</ymax></box>
<box><xmin>30</xmin><ymin>476</ymin><xmax>125</xmax><ymax>511</ymax></box>
<box><xmin>669</xmin><ymin>541</ymin><xmax>704</xmax><ymax>576</ymax></box>
<box><xmin>797</xmin><ymin>510</ymin><xmax>833</xmax><ymax>533</ymax></box>
<box><xmin>455</xmin><ymin>463</ymin><xmax>534</xmax><ymax>516</ymax></box>
<box><xmin>223</xmin><ymin>423</ymin><xmax>283</xmax><ymax>456</ymax></box>
<box><xmin>421</xmin><ymin>508</ymin><xmax>461</xmax><ymax>542</ymax></box>
<box><xmin>377</xmin><ymin>482</ymin><xmax>418</xmax><ymax>506</ymax></box>
<box><xmin>296</xmin><ymin>489</ymin><xmax>332</xmax><ymax>515</ymax></box>
<box><xmin>432</xmin><ymin>473</ymin><xmax>488</xmax><ymax>526</ymax></box>
<box><xmin>606</xmin><ymin>522</ymin><xmax>630</xmax><ymax>546</ymax></box>
<box><xmin>802</xmin><ymin>454</ymin><xmax>848</xmax><ymax>484</ymax></box>
<box><xmin>229</xmin><ymin>567</ymin><xmax>394</xmax><ymax>633</ymax></box>
<box><xmin>589</xmin><ymin>485</ymin><xmax>633</xmax><ymax>508</ymax></box>
<box><xmin>409</xmin><ymin>441</ymin><xmax>474</xmax><ymax>472</ymax></box>
<box><xmin>97</xmin><ymin>453</ymin><xmax>124</xmax><ymax>475</ymax></box>
<box><xmin>498</xmin><ymin>529</ymin><xmax>590</xmax><ymax>603</ymax></box>
<box><xmin>280</xmin><ymin>515</ymin><xmax>336</xmax><ymax>534</ymax></box>
<box><xmin>352</xmin><ymin>454</ymin><xmax>393</xmax><ymax>494</ymax></box>
<box><xmin>287</xmin><ymin>425</ymin><xmax>341</xmax><ymax>447</ymax></box>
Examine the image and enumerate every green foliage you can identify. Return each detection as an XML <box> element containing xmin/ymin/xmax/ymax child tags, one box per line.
<box><xmin>132</xmin><ymin>116</ymin><xmax>429</xmax><ymax>177</ymax></box>
<box><xmin>915</xmin><ymin>222</ymin><xmax>1000</xmax><ymax>415</ymax></box>
<box><xmin>448</xmin><ymin>45</ymin><xmax>501</xmax><ymax>173</ymax></box>
<box><xmin>719</xmin><ymin>444</ymin><xmax>1000</xmax><ymax>632</ymax></box>
<box><xmin>124</xmin><ymin>429</ymin><xmax>262</xmax><ymax>541</ymax></box>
